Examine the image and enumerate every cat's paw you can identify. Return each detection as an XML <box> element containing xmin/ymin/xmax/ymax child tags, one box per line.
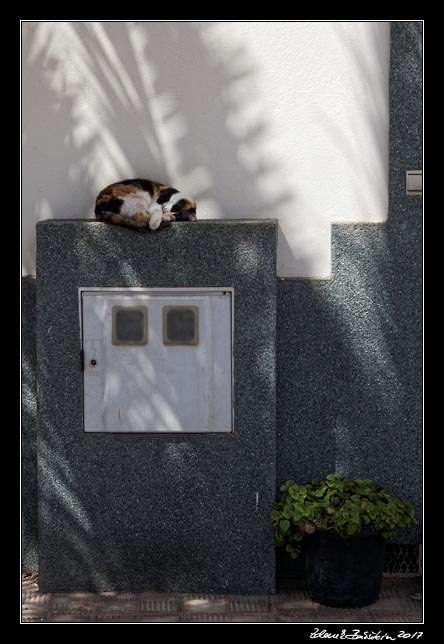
<box><xmin>162</xmin><ymin>213</ymin><xmax>176</xmax><ymax>222</ymax></box>
<box><xmin>149</xmin><ymin>214</ymin><xmax>162</xmax><ymax>230</ymax></box>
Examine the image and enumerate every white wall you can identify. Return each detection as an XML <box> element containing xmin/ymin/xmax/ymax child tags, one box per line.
<box><xmin>22</xmin><ymin>21</ymin><xmax>390</xmax><ymax>277</ymax></box>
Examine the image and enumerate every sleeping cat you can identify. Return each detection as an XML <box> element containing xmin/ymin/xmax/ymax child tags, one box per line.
<box><xmin>95</xmin><ymin>179</ymin><xmax>197</xmax><ymax>231</ymax></box>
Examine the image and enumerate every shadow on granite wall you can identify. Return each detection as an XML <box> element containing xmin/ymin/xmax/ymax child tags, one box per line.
<box><xmin>22</xmin><ymin>277</ymin><xmax>38</xmax><ymax>571</ymax></box>
<box><xmin>277</xmin><ymin>22</ymin><xmax>422</xmax><ymax>542</ymax></box>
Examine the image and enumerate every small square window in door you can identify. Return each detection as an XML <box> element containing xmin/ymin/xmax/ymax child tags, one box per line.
<box><xmin>112</xmin><ymin>306</ymin><xmax>148</xmax><ymax>345</ymax></box>
<box><xmin>163</xmin><ymin>306</ymin><xmax>199</xmax><ymax>345</ymax></box>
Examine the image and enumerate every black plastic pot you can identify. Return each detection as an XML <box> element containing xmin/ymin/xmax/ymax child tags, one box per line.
<box><xmin>304</xmin><ymin>527</ymin><xmax>385</xmax><ymax>608</ymax></box>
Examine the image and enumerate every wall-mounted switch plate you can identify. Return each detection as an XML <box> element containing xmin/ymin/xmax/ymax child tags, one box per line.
<box><xmin>406</xmin><ymin>170</ymin><xmax>422</xmax><ymax>195</ymax></box>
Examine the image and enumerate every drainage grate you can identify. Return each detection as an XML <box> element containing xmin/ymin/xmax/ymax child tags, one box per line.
<box><xmin>383</xmin><ymin>544</ymin><xmax>421</xmax><ymax>577</ymax></box>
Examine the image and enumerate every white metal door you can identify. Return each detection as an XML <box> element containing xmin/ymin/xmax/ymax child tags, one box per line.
<box><xmin>81</xmin><ymin>289</ymin><xmax>232</xmax><ymax>433</ymax></box>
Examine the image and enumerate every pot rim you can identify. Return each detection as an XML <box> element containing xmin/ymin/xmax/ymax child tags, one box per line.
<box><xmin>308</xmin><ymin>524</ymin><xmax>383</xmax><ymax>539</ymax></box>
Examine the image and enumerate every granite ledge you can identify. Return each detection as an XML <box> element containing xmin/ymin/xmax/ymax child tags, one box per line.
<box><xmin>36</xmin><ymin>218</ymin><xmax>278</xmax><ymax>226</ymax></box>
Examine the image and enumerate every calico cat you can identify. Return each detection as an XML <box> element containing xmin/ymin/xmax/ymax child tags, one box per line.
<box><xmin>95</xmin><ymin>179</ymin><xmax>197</xmax><ymax>231</ymax></box>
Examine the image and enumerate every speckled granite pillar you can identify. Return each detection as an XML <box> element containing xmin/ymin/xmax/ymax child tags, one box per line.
<box><xmin>277</xmin><ymin>21</ymin><xmax>422</xmax><ymax>542</ymax></box>
<box><xmin>22</xmin><ymin>276</ymin><xmax>38</xmax><ymax>571</ymax></box>
<box><xmin>36</xmin><ymin>219</ymin><xmax>277</xmax><ymax>593</ymax></box>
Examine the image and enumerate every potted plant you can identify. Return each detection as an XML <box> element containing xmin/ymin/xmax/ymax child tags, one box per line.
<box><xmin>270</xmin><ymin>473</ymin><xmax>416</xmax><ymax>607</ymax></box>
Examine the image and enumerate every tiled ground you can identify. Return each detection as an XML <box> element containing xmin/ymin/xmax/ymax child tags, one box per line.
<box><xmin>21</xmin><ymin>573</ymin><xmax>422</xmax><ymax>623</ymax></box>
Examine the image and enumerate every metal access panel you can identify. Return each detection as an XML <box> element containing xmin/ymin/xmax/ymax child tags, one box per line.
<box><xmin>80</xmin><ymin>288</ymin><xmax>233</xmax><ymax>433</ymax></box>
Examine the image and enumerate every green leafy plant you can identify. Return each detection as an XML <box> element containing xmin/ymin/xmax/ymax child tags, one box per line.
<box><xmin>270</xmin><ymin>473</ymin><xmax>416</xmax><ymax>559</ymax></box>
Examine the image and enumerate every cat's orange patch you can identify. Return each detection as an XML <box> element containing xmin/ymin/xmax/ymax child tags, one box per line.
<box><xmin>131</xmin><ymin>212</ymin><xmax>149</xmax><ymax>223</ymax></box>
<box><xmin>111</xmin><ymin>184</ymin><xmax>139</xmax><ymax>198</ymax></box>
<box><xmin>111</xmin><ymin>214</ymin><xmax>124</xmax><ymax>224</ymax></box>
